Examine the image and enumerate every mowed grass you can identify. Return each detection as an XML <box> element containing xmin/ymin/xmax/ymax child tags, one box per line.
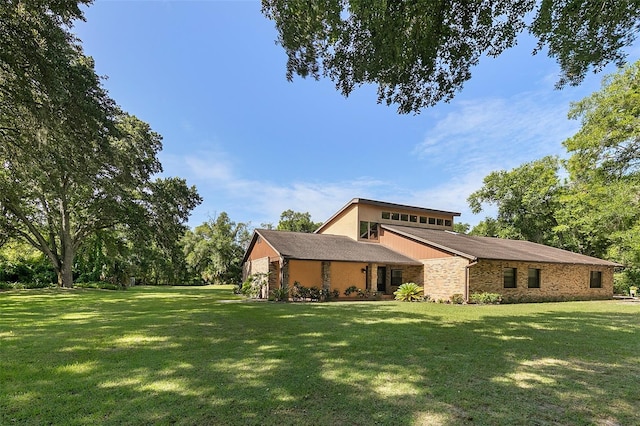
<box><xmin>1</xmin><ymin>286</ymin><xmax>639</xmax><ymax>425</ymax></box>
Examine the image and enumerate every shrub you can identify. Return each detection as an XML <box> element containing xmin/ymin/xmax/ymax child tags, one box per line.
<box><xmin>241</xmin><ymin>273</ymin><xmax>267</xmax><ymax>298</ymax></box>
<box><xmin>469</xmin><ymin>292</ymin><xmax>502</xmax><ymax>305</ymax></box>
<box><xmin>393</xmin><ymin>282</ymin><xmax>423</xmax><ymax>302</ymax></box>
<box><xmin>271</xmin><ymin>284</ymin><xmax>290</xmax><ymax>302</ymax></box>
<box><xmin>450</xmin><ymin>293</ymin><xmax>465</xmax><ymax>304</ymax></box>
<box><xmin>344</xmin><ymin>285</ymin><xmax>359</xmax><ymax>296</ymax></box>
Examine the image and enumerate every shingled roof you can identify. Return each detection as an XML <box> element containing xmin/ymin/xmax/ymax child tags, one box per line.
<box><xmin>382</xmin><ymin>225</ymin><xmax>622</xmax><ymax>267</ymax></box>
<box><xmin>248</xmin><ymin>229</ymin><xmax>421</xmax><ymax>265</ymax></box>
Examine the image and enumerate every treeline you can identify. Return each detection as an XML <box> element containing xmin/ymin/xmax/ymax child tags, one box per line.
<box><xmin>0</xmin><ymin>209</ymin><xmax>319</xmax><ymax>288</ymax></box>
<box><xmin>465</xmin><ymin>61</ymin><xmax>640</xmax><ymax>293</ymax></box>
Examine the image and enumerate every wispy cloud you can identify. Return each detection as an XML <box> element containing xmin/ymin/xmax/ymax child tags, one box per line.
<box><xmin>414</xmin><ymin>91</ymin><xmax>580</xmax><ymax>174</ymax></box>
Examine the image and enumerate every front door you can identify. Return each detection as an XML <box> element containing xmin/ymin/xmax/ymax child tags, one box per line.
<box><xmin>377</xmin><ymin>266</ymin><xmax>387</xmax><ymax>292</ymax></box>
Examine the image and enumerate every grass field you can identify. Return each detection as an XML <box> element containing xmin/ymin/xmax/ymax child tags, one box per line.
<box><xmin>1</xmin><ymin>286</ymin><xmax>639</xmax><ymax>425</ymax></box>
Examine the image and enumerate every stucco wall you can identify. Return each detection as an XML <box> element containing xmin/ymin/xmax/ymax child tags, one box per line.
<box><xmin>318</xmin><ymin>204</ymin><xmax>358</xmax><ymax>240</ymax></box>
<box><xmin>469</xmin><ymin>260</ymin><xmax>614</xmax><ymax>302</ymax></box>
<box><xmin>288</xmin><ymin>260</ymin><xmax>323</xmax><ymax>289</ymax></box>
<box><xmin>422</xmin><ymin>257</ymin><xmax>469</xmax><ymax>301</ymax></box>
<box><xmin>330</xmin><ymin>261</ymin><xmax>368</xmax><ymax>297</ymax></box>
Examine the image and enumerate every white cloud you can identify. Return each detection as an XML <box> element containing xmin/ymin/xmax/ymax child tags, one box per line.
<box><xmin>414</xmin><ymin>90</ymin><xmax>580</xmax><ymax>175</ymax></box>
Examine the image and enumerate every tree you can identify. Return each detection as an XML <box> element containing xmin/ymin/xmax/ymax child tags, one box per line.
<box><xmin>262</xmin><ymin>0</ymin><xmax>640</xmax><ymax>113</ymax></box>
<box><xmin>467</xmin><ymin>156</ymin><xmax>563</xmax><ymax>245</ymax></box>
<box><xmin>557</xmin><ymin>60</ymin><xmax>640</xmax><ymax>268</ymax></box>
<box><xmin>0</xmin><ymin>108</ymin><xmax>200</xmax><ymax>287</ymax></box>
<box><xmin>182</xmin><ymin>213</ymin><xmax>251</xmax><ymax>285</ymax></box>
<box><xmin>453</xmin><ymin>223</ymin><xmax>471</xmax><ymax>234</ymax></box>
<box><xmin>276</xmin><ymin>209</ymin><xmax>321</xmax><ymax>233</ymax></box>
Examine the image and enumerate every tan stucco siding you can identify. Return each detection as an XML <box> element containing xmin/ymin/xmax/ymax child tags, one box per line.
<box><xmin>422</xmin><ymin>257</ymin><xmax>469</xmax><ymax>301</ymax></box>
<box><xmin>379</xmin><ymin>229</ymin><xmax>453</xmax><ymax>259</ymax></box>
<box><xmin>247</xmin><ymin>237</ymin><xmax>279</xmax><ymax>261</ymax></box>
<box><xmin>288</xmin><ymin>260</ymin><xmax>323</xmax><ymax>289</ymax></box>
<box><xmin>330</xmin><ymin>261</ymin><xmax>368</xmax><ymax>297</ymax></box>
<box><xmin>318</xmin><ymin>204</ymin><xmax>358</xmax><ymax>240</ymax></box>
<box><xmin>469</xmin><ymin>260</ymin><xmax>614</xmax><ymax>302</ymax></box>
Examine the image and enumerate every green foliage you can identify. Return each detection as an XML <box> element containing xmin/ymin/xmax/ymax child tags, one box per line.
<box><xmin>469</xmin><ymin>292</ymin><xmax>503</xmax><ymax>304</ymax></box>
<box><xmin>393</xmin><ymin>282</ymin><xmax>423</xmax><ymax>302</ymax></box>
<box><xmin>182</xmin><ymin>213</ymin><xmax>250</xmax><ymax>285</ymax></box>
<box><xmin>468</xmin><ymin>156</ymin><xmax>563</xmax><ymax>245</ymax></box>
<box><xmin>241</xmin><ymin>273</ymin><xmax>267</xmax><ymax>298</ymax></box>
<box><xmin>343</xmin><ymin>285</ymin><xmax>359</xmax><ymax>296</ymax></box>
<box><xmin>271</xmin><ymin>283</ymin><xmax>290</xmax><ymax>302</ymax></box>
<box><xmin>276</xmin><ymin>209</ymin><xmax>322</xmax><ymax>233</ymax></box>
<box><xmin>450</xmin><ymin>294</ymin><xmax>465</xmax><ymax>304</ymax></box>
<box><xmin>262</xmin><ymin>0</ymin><xmax>640</xmax><ymax>113</ymax></box>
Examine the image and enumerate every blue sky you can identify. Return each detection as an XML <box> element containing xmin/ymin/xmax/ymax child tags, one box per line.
<box><xmin>73</xmin><ymin>1</ymin><xmax>636</xmax><ymax>229</ymax></box>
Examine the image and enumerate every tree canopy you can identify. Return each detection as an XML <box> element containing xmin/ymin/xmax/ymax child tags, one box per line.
<box><xmin>0</xmin><ymin>1</ymin><xmax>201</xmax><ymax>288</ymax></box>
<box><xmin>262</xmin><ymin>0</ymin><xmax>640</xmax><ymax>113</ymax></box>
<box><xmin>276</xmin><ymin>209</ymin><xmax>322</xmax><ymax>233</ymax></box>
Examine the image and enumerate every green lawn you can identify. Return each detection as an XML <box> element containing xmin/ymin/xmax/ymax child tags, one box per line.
<box><xmin>1</xmin><ymin>286</ymin><xmax>639</xmax><ymax>425</ymax></box>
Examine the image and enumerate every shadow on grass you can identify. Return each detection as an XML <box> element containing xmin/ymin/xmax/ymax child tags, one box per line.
<box><xmin>1</xmin><ymin>287</ymin><xmax>639</xmax><ymax>425</ymax></box>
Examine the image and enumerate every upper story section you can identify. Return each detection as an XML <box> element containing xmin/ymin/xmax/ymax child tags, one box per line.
<box><xmin>315</xmin><ymin>198</ymin><xmax>460</xmax><ymax>242</ymax></box>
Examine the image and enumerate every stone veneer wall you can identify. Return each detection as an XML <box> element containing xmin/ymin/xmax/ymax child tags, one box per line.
<box><xmin>422</xmin><ymin>257</ymin><xmax>469</xmax><ymax>301</ymax></box>
<box><xmin>469</xmin><ymin>260</ymin><xmax>614</xmax><ymax>302</ymax></box>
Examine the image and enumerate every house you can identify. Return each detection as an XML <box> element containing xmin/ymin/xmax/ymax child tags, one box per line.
<box><xmin>242</xmin><ymin>198</ymin><xmax>621</xmax><ymax>302</ymax></box>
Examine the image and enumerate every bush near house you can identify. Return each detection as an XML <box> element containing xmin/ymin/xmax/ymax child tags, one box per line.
<box><xmin>394</xmin><ymin>282</ymin><xmax>423</xmax><ymax>302</ymax></box>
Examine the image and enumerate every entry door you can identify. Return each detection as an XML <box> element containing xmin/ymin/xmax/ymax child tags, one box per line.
<box><xmin>377</xmin><ymin>266</ymin><xmax>387</xmax><ymax>292</ymax></box>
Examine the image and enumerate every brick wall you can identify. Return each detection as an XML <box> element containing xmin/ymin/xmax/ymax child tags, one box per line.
<box><xmin>469</xmin><ymin>260</ymin><xmax>614</xmax><ymax>302</ymax></box>
<box><xmin>422</xmin><ymin>257</ymin><xmax>469</xmax><ymax>301</ymax></box>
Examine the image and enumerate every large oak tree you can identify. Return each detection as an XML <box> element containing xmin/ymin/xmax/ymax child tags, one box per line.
<box><xmin>262</xmin><ymin>0</ymin><xmax>640</xmax><ymax>113</ymax></box>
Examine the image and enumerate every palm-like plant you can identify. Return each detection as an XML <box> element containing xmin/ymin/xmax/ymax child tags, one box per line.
<box><xmin>393</xmin><ymin>282</ymin><xmax>423</xmax><ymax>302</ymax></box>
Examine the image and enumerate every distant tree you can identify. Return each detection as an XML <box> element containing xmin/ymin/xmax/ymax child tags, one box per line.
<box><xmin>453</xmin><ymin>223</ymin><xmax>471</xmax><ymax>234</ymax></box>
<box><xmin>182</xmin><ymin>213</ymin><xmax>251</xmax><ymax>285</ymax></box>
<box><xmin>467</xmin><ymin>156</ymin><xmax>563</xmax><ymax>245</ymax></box>
<box><xmin>276</xmin><ymin>209</ymin><xmax>321</xmax><ymax>233</ymax></box>
<box><xmin>262</xmin><ymin>0</ymin><xmax>640</xmax><ymax>113</ymax></box>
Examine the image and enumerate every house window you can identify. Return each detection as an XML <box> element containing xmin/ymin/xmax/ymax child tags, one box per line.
<box><xmin>444</xmin><ymin>219</ymin><xmax>452</xmax><ymax>227</ymax></box>
<box><xmin>503</xmin><ymin>267</ymin><xmax>517</xmax><ymax>288</ymax></box>
<box><xmin>419</xmin><ymin>216</ymin><xmax>427</xmax><ymax>224</ymax></box>
<box><xmin>381</xmin><ymin>212</ymin><xmax>390</xmax><ymax>220</ymax></box>
<box><xmin>410</xmin><ymin>215</ymin><xmax>417</xmax><ymax>222</ymax></box>
<box><xmin>437</xmin><ymin>218</ymin><xmax>444</xmax><ymax>226</ymax></box>
<box><xmin>400</xmin><ymin>214</ymin><xmax>409</xmax><ymax>221</ymax></box>
<box><xmin>428</xmin><ymin>217</ymin><xmax>436</xmax><ymax>225</ymax></box>
<box><xmin>590</xmin><ymin>271</ymin><xmax>602</xmax><ymax>288</ymax></box>
<box><xmin>391</xmin><ymin>269</ymin><xmax>403</xmax><ymax>286</ymax></box>
<box><xmin>528</xmin><ymin>268</ymin><xmax>541</xmax><ymax>288</ymax></box>
<box><xmin>359</xmin><ymin>221</ymin><xmax>379</xmax><ymax>240</ymax></box>
<box><xmin>391</xmin><ymin>212</ymin><xmax>400</xmax><ymax>220</ymax></box>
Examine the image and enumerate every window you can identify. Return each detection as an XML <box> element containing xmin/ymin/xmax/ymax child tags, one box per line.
<box><xmin>590</xmin><ymin>271</ymin><xmax>602</xmax><ymax>288</ymax></box>
<box><xmin>444</xmin><ymin>219</ymin><xmax>452</xmax><ymax>227</ymax></box>
<box><xmin>381</xmin><ymin>212</ymin><xmax>390</xmax><ymax>220</ymax></box>
<box><xmin>503</xmin><ymin>267</ymin><xmax>517</xmax><ymax>288</ymax></box>
<box><xmin>428</xmin><ymin>217</ymin><xmax>436</xmax><ymax>225</ymax></box>
<box><xmin>400</xmin><ymin>214</ymin><xmax>409</xmax><ymax>221</ymax></box>
<box><xmin>528</xmin><ymin>268</ymin><xmax>541</xmax><ymax>288</ymax></box>
<box><xmin>391</xmin><ymin>269</ymin><xmax>403</xmax><ymax>286</ymax></box>
<box><xmin>359</xmin><ymin>221</ymin><xmax>379</xmax><ymax>240</ymax></box>
<box><xmin>391</xmin><ymin>212</ymin><xmax>400</xmax><ymax>220</ymax></box>
<box><xmin>419</xmin><ymin>216</ymin><xmax>427</xmax><ymax>224</ymax></box>
<box><xmin>409</xmin><ymin>215</ymin><xmax>417</xmax><ymax>222</ymax></box>
<box><xmin>436</xmin><ymin>218</ymin><xmax>444</xmax><ymax>226</ymax></box>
